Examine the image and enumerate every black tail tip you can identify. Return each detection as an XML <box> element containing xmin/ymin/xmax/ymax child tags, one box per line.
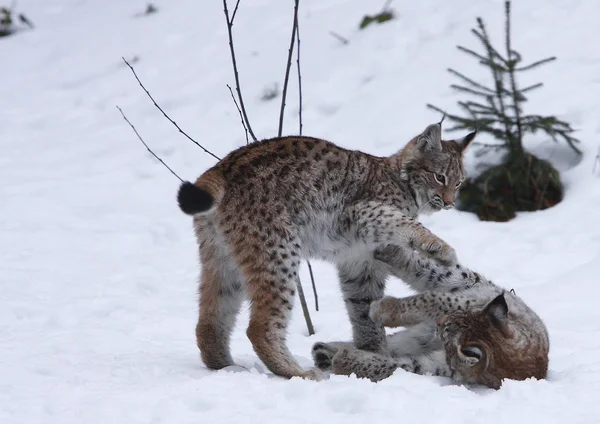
<box><xmin>177</xmin><ymin>181</ymin><xmax>213</xmax><ymax>215</ymax></box>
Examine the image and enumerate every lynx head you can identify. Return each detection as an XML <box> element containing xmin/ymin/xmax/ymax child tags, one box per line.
<box><xmin>437</xmin><ymin>293</ymin><xmax>549</xmax><ymax>389</ymax></box>
<box><xmin>397</xmin><ymin>121</ymin><xmax>476</xmax><ymax>213</ymax></box>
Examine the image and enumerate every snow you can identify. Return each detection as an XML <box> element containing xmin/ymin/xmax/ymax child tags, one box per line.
<box><xmin>1</xmin><ymin>0</ymin><xmax>600</xmax><ymax>422</ymax></box>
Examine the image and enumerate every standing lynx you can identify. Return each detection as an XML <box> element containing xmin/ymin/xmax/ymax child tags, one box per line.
<box><xmin>177</xmin><ymin>121</ymin><xmax>475</xmax><ymax>379</ymax></box>
<box><xmin>312</xmin><ymin>247</ymin><xmax>549</xmax><ymax>389</ymax></box>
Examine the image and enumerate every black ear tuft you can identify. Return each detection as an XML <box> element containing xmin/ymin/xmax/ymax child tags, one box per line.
<box><xmin>459</xmin><ymin>130</ymin><xmax>477</xmax><ymax>152</ymax></box>
<box><xmin>438</xmin><ymin>113</ymin><xmax>446</xmax><ymax>126</ymax></box>
<box><xmin>177</xmin><ymin>181</ymin><xmax>213</xmax><ymax>215</ymax></box>
<box><xmin>485</xmin><ymin>293</ymin><xmax>509</xmax><ymax>326</ymax></box>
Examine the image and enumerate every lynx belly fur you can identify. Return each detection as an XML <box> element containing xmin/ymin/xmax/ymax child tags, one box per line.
<box><xmin>177</xmin><ymin>122</ymin><xmax>476</xmax><ymax>379</ymax></box>
<box><xmin>312</xmin><ymin>247</ymin><xmax>549</xmax><ymax>389</ymax></box>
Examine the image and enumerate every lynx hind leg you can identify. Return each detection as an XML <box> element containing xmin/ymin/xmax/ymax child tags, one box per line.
<box><xmin>196</xmin><ymin>242</ymin><xmax>244</xmax><ymax>370</ymax></box>
<box><xmin>312</xmin><ymin>341</ymin><xmax>353</xmax><ymax>371</ymax></box>
<box><xmin>331</xmin><ymin>347</ymin><xmax>398</xmax><ymax>382</ymax></box>
<box><xmin>236</xmin><ymin>235</ymin><xmax>324</xmax><ymax>380</ymax></box>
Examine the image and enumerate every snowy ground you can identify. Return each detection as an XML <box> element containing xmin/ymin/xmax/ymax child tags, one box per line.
<box><xmin>2</xmin><ymin>0</ymin><xmax>600</xmax><ymax>422</ymax></box>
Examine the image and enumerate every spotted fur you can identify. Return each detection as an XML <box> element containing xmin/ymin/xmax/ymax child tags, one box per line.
<box><xmin>312</xmin><ymin>249</ymin><xmax>550</xmax><ymax>388</ymax></box>
<box><xmin>178</xmin><ymin>122</ymin><xmax>475</xmax><ymax>379</ymax></box>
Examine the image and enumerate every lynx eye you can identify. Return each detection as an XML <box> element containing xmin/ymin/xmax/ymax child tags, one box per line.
<box><xmin>455</xmin><ymin>180</ymin><xmax>463</xmax><ymax>188</ymax></box>
<box><xmin>433</xmin><ymin>173</ymin><xmax>446</xmax><ymax>185</ymax></box>
<box><xmin>460</xmin><ymin>345</ymin><xmax>483</xmax><ymax>361</ymax></box>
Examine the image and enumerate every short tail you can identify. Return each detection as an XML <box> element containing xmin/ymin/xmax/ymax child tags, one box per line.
<box><xmin>177</xmin><ymin>169</ymin><xmax>224</xmax><ymax>215</ymax></box>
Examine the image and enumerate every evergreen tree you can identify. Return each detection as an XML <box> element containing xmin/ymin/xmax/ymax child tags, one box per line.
<box><xmin>428</xmin><ymin>1</ymin><xmax>580</xmax><ymax>156</ymax></box>
<box><xmin>428</xmin><ymin>1</ymin><xmax>580</xmax><ymax>222</ymax></box>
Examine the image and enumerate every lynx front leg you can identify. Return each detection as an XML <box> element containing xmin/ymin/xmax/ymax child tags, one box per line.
<box><xmin>374</xmin><ymin>245</ymin><xmax>489</xmax><ymax>293</ymax></box>
<box><xmin>369</xmin><ymin>292</ymin><xmax>476</xmax><ymax>328</ymax></box>
<box><xmin>347</xmin><ymin>201</ymin><xmax>457</xmax><ymax>265</ymax></box>
<box><xmin>337</xmin><ymin>259</ymin><xmax>389</xmax><ymax>354</ymax></box>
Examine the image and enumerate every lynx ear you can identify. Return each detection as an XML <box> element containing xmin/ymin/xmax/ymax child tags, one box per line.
<box><xmin>484</xmin><ymin>293</ymin><xmax>509</xmax><ymax>326</ymax></box>
<box><xmin>417</xmin><ymin>123</ymin><xmax>442</xmax><ymax>151</ymax></box>
<box><xmin>458</xmin><ymin>130</ymin><xmax>477</xmax><ymax>152</ymax></box>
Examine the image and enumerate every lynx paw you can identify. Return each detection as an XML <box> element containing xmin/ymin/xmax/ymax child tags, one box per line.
<box><xmin>312</xmin><ymin>342</ymin><xmax>339</xmax><ymax>371</ymax></box>
<box><xmin>369</xmin><ymin>297</ymin><xmax>395</xmax><ymax>327</ymax></box>
<box><xmin>420</xmin><ymin>239</ymin><xmax>457</xmax><ymax>266</ymax></box>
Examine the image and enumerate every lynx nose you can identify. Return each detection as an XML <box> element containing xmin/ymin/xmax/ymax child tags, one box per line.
<box><xmin>442</xmin><ymin>191</ymin><xmax>455</xmax><ymax>208</ymax></box>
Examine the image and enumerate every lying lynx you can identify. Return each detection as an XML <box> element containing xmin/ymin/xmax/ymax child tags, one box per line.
<box><xmin>177</xmin><ymin>121</ymin><xmax>475</xmax><ymax>379</ymax></box>
<box><xmin>312</xmin><ymin>247</ymin><xmax>550</xmax><ymax>389</ymax></box>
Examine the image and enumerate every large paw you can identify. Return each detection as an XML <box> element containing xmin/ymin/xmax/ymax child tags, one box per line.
<box><xmin>420</xmin><ymin>238</ymin><xmax>457</xmax><ymax>266</ymax></box>
<box><xmin>369</xmin><ymin>296</ymin><xmax>396</xmax><ymax>327</ymax></box>
<box><xmin>312</xmin><ymin>342</ymin><xmax>339</xmax><ymax>371</ymax></box>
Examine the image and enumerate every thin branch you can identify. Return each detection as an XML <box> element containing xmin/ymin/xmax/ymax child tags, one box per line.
<box><xmin>223</xmin><ymin>0</ymin><xmax>258</xmax><ymax>142</ymax></box>
<box><xmin>295</xmin><ymin>275</ymin><xmax>314</xmax><ymax>335</ymax></box>
<box><xmin>450</xmin><ymin>84</ymin><xmax>494</xmax><ymax>98</ymax></box>
<box><xmin>307</xmin><ymin>261</ymin><xmax>318</xmax><ymax>312</ymax></box>
<box><xmin>296</xmin><ymin>21</ymin><xmax>303</xmax><ymax>137</ymax></box>
<box><xmin>477</xmin><ymin>19</ymin><xmax>514</xmax><ymax>150</ymax></box>
<box><xmin>473</xmin><ymin>142</ymin><xmax>505</xmax><ymax>157</ymax></box>
<box><xmin>227</xmin><ymin>84</ymin><xmax>249</xmax><ymax>144</ymax></box>
<box><xmin>504</xmin><ymin>0</ymin><xmax>523</xmax><ymax>151</ymax></box>
<box><xmin>456</xmin><ymin>45</ymin><xmax>488</xmax><ymax>63</ymax></box>
<box><xmin>296</xmin><ymin>19</ymin><xmax>318</xmax><ymax>313</ymax></box>
<box><xmin>230</xmin><ymin>0</ymin><xmax>241</xmax><ymax>24</ymax></box>
<box><xmin>277</xmin><ymin>0</ymin><xmax>300</xmax><ymax>137</ymax></box>
<box><xmin>593</xmin><ymin>147</ymin><xmax>600</xmax><ymax>175</ymax></box>
<box><xmin>459</xmin><ymin>100</ymin><xmax>496</xmax><ymax>113</ymax></box>
<box><xmin>289</xmin><ymin>0</ymin><xmax>315</xmax><ymax>332</ymax></box>
<box><xmin>515</xmin><ymin>56</ymin><xmax>556</xmax><ymax>72</ymax></box>
<box><xmin>520</xmin><ymin>82</ymin><xmax>543</xmax><ymax>93</ymax></box>
<box><xmin>472</xmin><ymin>24</ymin><xmax>508</xmax><ymax>65</ymax></box>
<box><xmin>122</xmin><ymin>58</ymin><xmax>221</xmax><ymax>160</ymax></box>
<box><xmin>473</xmin><ymin>141</ymin><xmax>505</xmax><ymax>148</ymax></box>
<box><xmin>116</xmin><ymin>106</ymin><xmax>184</xmax><ymax>181</ymax></box>
<box><xmin>329</xmin><ymin>31</ymin><xmax>349</xmax><ymax>45</ymax></box>
<box><xmin>447</xmin><ymin>68</ymin><xmax>495</xmax><ymax>94</ymax></box>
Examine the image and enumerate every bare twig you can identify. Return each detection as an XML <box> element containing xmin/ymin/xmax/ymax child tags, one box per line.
<box><xmin>329</xmin><ymin>31</ymin><xmax>349</xmax><ymax>45</ymax></box>
<box><xmin>122</xmin><ymin>58</ymin><xmax>220</xmax><ymax>161</ymax></box>
<box><xmin>306</xmin><ymin>261</ymin><xmax>319</xmax><ymax>311</ymax></box>
<box><xmin>224</xmin><ymin>0</ymin><xmax>258</xmax><ymax>142</ymax></box>
<box><xmin>295</xmin><ymin>276</ymin><xmax>314</xmax><ymax>335</ymax></box>
<box><xmin>296</xmin><ymin>21</ymin><xmax>304</xmax><ymax>138</ymax></box>
<box><xmin>116</xmin><ymin>106</ymin><xmax>184</xmax><ymax>181</ymax></box>
<box><xmin>277</xmin><ymin>0</ymin><xmax>300</xmax><ymax>137</ymax></box>
<box><xmin>227</xmin><ymin>84</ymin><xmax>249</xmax><ymax>144</ymax></box>
<box><xmin>230</xmin><ymin>0</ymin><xmax>241</xmax><ymax>24</ymax></box>
<box><xmin>296</xmin><ymin>19</ymin><xmax>318</xmax><ymax>313</ymax></box>
<box><xmin>287</xmin><ymin>1</ymin><xmax>315</xmax><ymax>333</ymax></box>
<box><xmin>222</xmin><ymin>0</ymin><xmax>315</xmax><ymax>334</ymax></box>
<box><xmin>593</xmin><ymin>147</ymin><xmax>600</xmax><ymax>175</ymax></box>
